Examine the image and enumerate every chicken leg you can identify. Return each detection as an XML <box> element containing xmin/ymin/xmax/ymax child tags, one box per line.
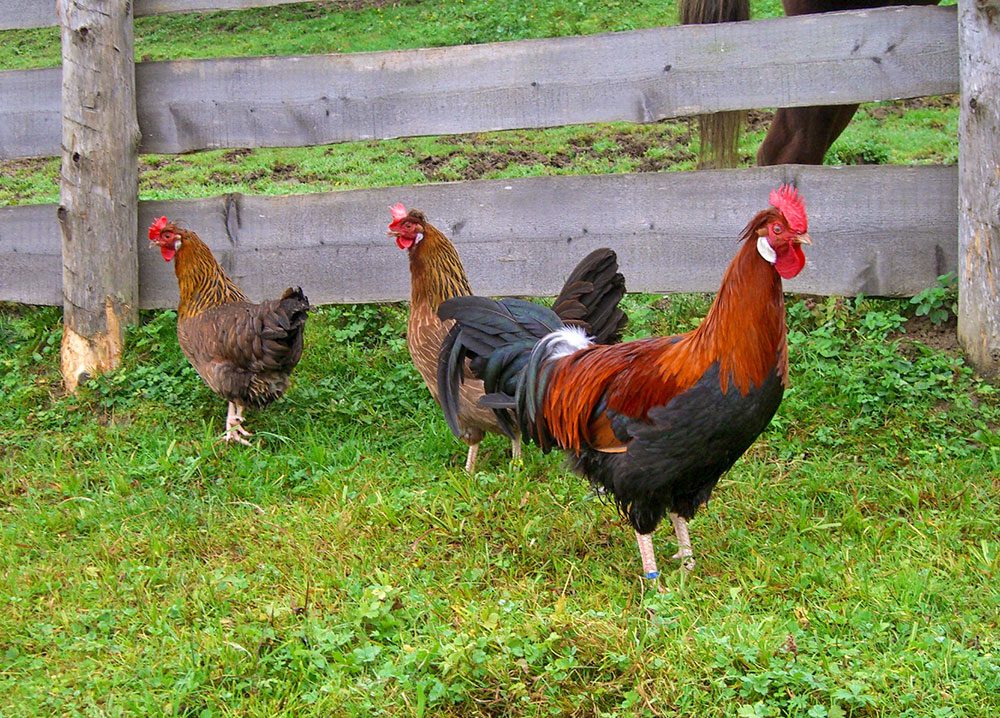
<box><xmin>670</xmin><ymin>512</ymin><xmax>695</xmax><ymax>571</ymax></box>
<box><xmin>636</xmin><ymin>531</ymin><xmax>660</xmax><ymax>579</ymax></box>
<box><xmin>465</xmin><ymin>436</ymin><xmax>523</xmax><ymax>473</ymax></box>
<box><xmin>464</xmin><ymin>443</ymin><xmax>479</xmax><ymax>473</ymax></box>
<box><xmin>222</xmin><ymin>401</ymin><xmax>252</xmax><ymax>446</ymax></box>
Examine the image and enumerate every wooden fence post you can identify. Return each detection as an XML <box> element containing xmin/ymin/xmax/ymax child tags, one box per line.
<box><xmin>958</xmin><ymin>0</ymin><xmax>1000</xmax><ymax>380</ymax></box>
<box><xmin>57</xmin><ymin>0</ymin><xmax>140</xmax><ymax>392</ymax></box>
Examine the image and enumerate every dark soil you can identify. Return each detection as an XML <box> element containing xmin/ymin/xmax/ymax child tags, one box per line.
<box><xmin>0</xmin><ymin>157</ymin><xmax>53</xmax><ymax>173</ymax></box>
<box><xmin>895</xmin><ymin>314</ymin><xmax>961</xmax><ymax>354</ymax></box>
<box><xmin>221</xmin><ymin>148</ymin><xmax>253</xmax><ymax>162</ymax></box>
<box><xmin>868</xmin><ymin>94</ymin><xmax>959</xmax><ymax>120</ymax></box>
<box><xmin>417</xmin><ymin>124</ymin><xmax>695</xmax><ymax>182</ymax></box>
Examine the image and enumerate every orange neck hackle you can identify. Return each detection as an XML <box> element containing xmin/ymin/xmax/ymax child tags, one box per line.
<box><xmin>686</xmin><ymin>217</ymin><xmax>788</xmax><ymax>393</ymax></box>
<box><xmin>407</xmin><ymin>221</ymin><xmax>473</xmax><ymax>310</ymax></box>
<box><xmin>171</xmin><ymin>229</ymin><xmax>247</xmax><ymax>319</ymax></box>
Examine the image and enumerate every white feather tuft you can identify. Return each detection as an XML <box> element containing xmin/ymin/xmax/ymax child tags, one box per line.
<box><xmin>756</xmin><ymin>236</ymin><xmax>777</xmax><ymax>264</ymax></box>
<box><xmin>543</xmin><ymin>326</ymin><xmax>593</xmax><ymax>360</ymax></box>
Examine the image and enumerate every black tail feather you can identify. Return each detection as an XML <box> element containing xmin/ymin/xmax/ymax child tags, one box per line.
<box><xmin>437</xmin><ymin>249</ymin><xmax>627</xmax><ymax>448</ymax></box>
<box><xmin>552</xmin><ymin>248</ymin><xmax>628</xmax><ymax>344</ymax></box>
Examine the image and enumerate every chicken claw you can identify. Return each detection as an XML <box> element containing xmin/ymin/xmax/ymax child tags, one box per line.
<box><xmin>220</xmin><ymin>401</ymin><xmax>253</xmax><ymax>446</ymax></box>
<box><xmin>669</xmin><ymin>513</ymin><xmax>695</xmax><ymax>571</ymax></box>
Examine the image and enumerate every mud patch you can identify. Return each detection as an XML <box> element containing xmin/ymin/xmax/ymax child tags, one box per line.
<box><xmin>222</xmin><ymin>148</ymin><xmax>253</xmax><ymax>162</ymax></box>
<box><xmin>868</xmin><ymin>95</ymin><xmax>959</xmax><ymax>121</ymax></box>
<box><xmin>418</xmin><ymin>149</ymin><xmax>552</xmax><ymax>181</ymax></box>
<box><xmin>895</xmin><ymin>314</ymin><xmax>960</xmax><ymax>355</ymax></box>
<box><xmin>0</xmin><ymin>157</ymin><xmax>54</xmax><ymax>174</ymax></box>
<box><xmin>417</xmin><ymin>124</ymin><xmax>696</xmax><ymax>181</ymax></box>
<box><xmin>208</xmin><ymin>168</ymin><xmax>270</xmax><ymax>185</ymax></box>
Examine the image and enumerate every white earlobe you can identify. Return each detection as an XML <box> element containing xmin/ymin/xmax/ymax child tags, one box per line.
<box><xmin>756</xmin><ymin>236</ymin><xmax>776</xmax><ymax>264</ymax></box>
<box><xmin>415</xmin><ymin>232</ymin><xmax>424</xmax><ymax>243</ymax></box>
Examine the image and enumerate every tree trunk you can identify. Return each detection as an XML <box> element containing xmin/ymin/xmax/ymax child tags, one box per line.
<box><xmin>957</xmin><ymin>0</ymin><xmax>1000</xmax><ymax>380</ymax></box>
<box><xmin>57</xmin><ymin>0</ymin><xmax>140</xmax><ymax>392</ymax></box>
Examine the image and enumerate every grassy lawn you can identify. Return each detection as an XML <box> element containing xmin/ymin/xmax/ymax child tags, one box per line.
<box><xmin>0</xmin><ymin>1</ymin><xmax>992</xmax><ymax>716</ymax></box>
<box><xmin>2</xmin><ymin>293</ymin><xmax>997</xmax><ymax>716</ymax></box>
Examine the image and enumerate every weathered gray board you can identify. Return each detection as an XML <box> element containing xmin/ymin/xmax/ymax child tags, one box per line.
<box><xmin>0</xmin><ymin>165</ymin><xmax>958</xmax><ymax>308</ymax></box>
<box><xmin>0</xmin><ymin>6</ymin><xmax>958</xmax><ymax>159</ymax></box>
<box><xmin>0</xmin><ymin>0</ymin><xmax>308</xmax><ymax>30</ymax></box>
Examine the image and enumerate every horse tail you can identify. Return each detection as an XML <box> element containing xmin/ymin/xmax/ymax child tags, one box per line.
<box><xmin>679</xmin><ymin>0</ymin><xmax>750</xmax><ymax>169</ymax></box>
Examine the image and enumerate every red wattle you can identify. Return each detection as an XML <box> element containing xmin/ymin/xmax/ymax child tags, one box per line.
<box><xmin>774</xmin><ymin>244</ymin><xmax>805</xmax><ymax>279</ymax></box>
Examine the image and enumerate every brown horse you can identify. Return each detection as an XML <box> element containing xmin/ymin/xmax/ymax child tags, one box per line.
<box><xmin>680</xmin><ymin>0</ymin><xmax>941</xmax><ymax>167</ymax></box>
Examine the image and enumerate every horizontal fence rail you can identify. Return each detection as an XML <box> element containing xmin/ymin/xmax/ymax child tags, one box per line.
<box><xmin>0</xmin><ymin>6</ymin><xmax>958</xmax><ymax>160</ymax></box>
<box><xmin>0</xmin><ymin>165</ymin><xmax>957</xmax><ymax>308</ymax></box>
<box><xmin>0</xmin><ymin>0</ymin><xmax>310</xmax><ymax>30</ymax></box>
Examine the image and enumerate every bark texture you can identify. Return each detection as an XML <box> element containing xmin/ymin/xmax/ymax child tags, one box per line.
<box><xmin>957</xmin><ymin>0</ymin><xmax>1000</xmax><ymax>380</ymax></box>
<box><xmin>57</xmin><ymin>0</ymin><xmax>140</xmax><ymax>391</ymax></box>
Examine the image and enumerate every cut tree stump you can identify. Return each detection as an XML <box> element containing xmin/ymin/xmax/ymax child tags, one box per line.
<box><xmin>957</xmin><ymin>0</ymin><xmax>1000</xmax><ymax>380</ymax></box>
<box><xmin>57</xmin><ymin>0</ymin><xmax>141</xmax><ymax>392</ymax></box>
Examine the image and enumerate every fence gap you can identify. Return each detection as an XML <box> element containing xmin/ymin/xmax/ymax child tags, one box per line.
<box><xmin>957</xmin><ymin>0</ymin><xmax>1000</xmax><ymax>380</ymax></box>
<box><xmin>56</xmin><ymin>0</ymin><xmax>141</xmax><ymax>392</ymax></box>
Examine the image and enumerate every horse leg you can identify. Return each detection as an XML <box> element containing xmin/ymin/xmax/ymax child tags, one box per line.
<box><xmin>758</xmin><ymin>0</ymin><xmax>941</xmax><ymax>166</ymax></box>
<box><xmin>756</xmin><ymin>104</ymin><xmax>859</xmax><ymax>166</ymax></box>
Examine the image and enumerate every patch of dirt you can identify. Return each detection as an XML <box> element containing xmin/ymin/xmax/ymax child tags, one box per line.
<box><xmin>208</xmin><ymin>168</ymin><xmax>268</xmax><ymax>184</ymax></box>
<box><xmin>868</xmin><ymin>94</ymin><xmax>959</xmax><ymax>120</ymax></box>
<box><xmin>221</xmin><ymin>148</ymin><xmax>253</xmax><ymax>162</ymax></box>
<box><xmin>270</xmin><ymin>161</ymin><xmax>300</xmax><ymax>179</ymax></box>
<box><xmin>894</xmin><ymin>314</ymin><xmax>961</xmax><ymax>355</ymax></box>
<box><xmin>417</xmin><ymin>126</ymin><xmax>696</xmax><ymax>181</ymax></box>
<box><xmin>302</xmin><ymin>0</ymin><xmax>416</xmax><ymax>15</ymax></box>
<box><xmin>418</xmin><ymin>149</ymin><xmax>552</xmax><ymax>181</ymax></box>
<box><xmin>0</xmin><ymin>157</ymin><xmax>53</xmax><ymax>173</ymax></box>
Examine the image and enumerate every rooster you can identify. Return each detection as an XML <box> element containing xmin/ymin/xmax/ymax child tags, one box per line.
<box><xmin>148</xmin><ymin>217</ymin><xmax>309</xmax><ymax>445</ymax></box>
<box><xmin>438</xmin><ymin>186</ymin><xmax>811</xmax><ymax>576</ymax></box>
<box><xmin>389</xmin><ymin>203</ymin><xmax>627</xmax><ymax>472</ymax></box>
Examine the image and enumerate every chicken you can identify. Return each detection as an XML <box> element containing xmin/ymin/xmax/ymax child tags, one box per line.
<box><xmin>388</xmin><ymin>203</ymin><xmax>627</xmax><ymax>472</ymax></box>
<box><xmin>438</xmin><ymin>186</ymin><xmax>811</xmax><ymax>577</ymax></box>
<box><xmin>148</xmin><ymin>217</ymin><xmax>309</xmax><ymax>445</ymax></box>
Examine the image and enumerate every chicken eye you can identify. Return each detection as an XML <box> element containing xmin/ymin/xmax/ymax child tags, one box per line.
<box><xmin>772</xmin><ymin>224</ymin><xmax>783</xmax><ymax>235</ymax></box>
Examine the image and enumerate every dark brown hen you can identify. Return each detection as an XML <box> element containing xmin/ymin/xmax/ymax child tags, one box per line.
<box><xmin>149</xmin><ymin>217</ymin><xmax>309</xmax><ymax>444</ymax></box>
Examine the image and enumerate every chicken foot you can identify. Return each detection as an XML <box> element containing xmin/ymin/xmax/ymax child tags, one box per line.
<box><xmin>465</xmin><ymin>435</ymin><xmax>523</xmax><ymax>473</ymax></box>
<box><xmin>221</xmin><ymin>401</ymin><xmax>252</xmax><ymax>446</ymax></box>
<box><xmin>669</xmin><ymin>512</ymin><xmax>695</xmax><ymax>571</ymax></box>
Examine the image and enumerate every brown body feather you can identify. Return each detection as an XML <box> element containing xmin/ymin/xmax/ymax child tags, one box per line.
<box><xmin>169</xmin><ymin>228</ymin><xmax>309</xmax><ymax>410</ymax></box>
<box><xmin>405</xmin><ymin>220</ymin><xmax>502</xmax><ymax>448</ymax></box>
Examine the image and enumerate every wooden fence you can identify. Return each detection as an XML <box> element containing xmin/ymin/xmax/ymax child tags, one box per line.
<box><xmin>0</xmin><ymin>1</ymin><xmax>996</xmax><ymax>381</ymax></box>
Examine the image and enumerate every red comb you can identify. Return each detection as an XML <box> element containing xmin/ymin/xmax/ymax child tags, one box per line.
<box><xmin>148</xmin><ymin>216</ymin><xmax>168</xmax><ymax>240</ymax></box>
<box><xmin>769</xmin><ymin>185</ymin><xmax>807</xmax><ymax>234</ymax></box>
<box><xmin>389</xmin><ymin>203</ymin><xmax>408</xmax><ymax>221</ymax></box>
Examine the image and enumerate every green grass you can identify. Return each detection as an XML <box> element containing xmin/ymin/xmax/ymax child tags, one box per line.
<box><xmin>1</xmin><ymin>292</ymin><xmax>997</xmax><ymax>717</ymax></box>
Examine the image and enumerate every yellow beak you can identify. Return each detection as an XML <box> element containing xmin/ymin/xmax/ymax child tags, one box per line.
<box><xmin>795</xmin><ymin>233</ymin><xmax>812</xmax><ymax>246</ymax></box>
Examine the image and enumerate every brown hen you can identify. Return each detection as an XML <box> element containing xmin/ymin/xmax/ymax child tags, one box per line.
<box><xmin>388</xmin><ymin>203</ymin><xmax>627</xmax><ymax>472</ymax></box>
<box><xmin>148</xmin><ymin>217</ymin><xmax>309</xmax><ymax>444</ymax></box>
